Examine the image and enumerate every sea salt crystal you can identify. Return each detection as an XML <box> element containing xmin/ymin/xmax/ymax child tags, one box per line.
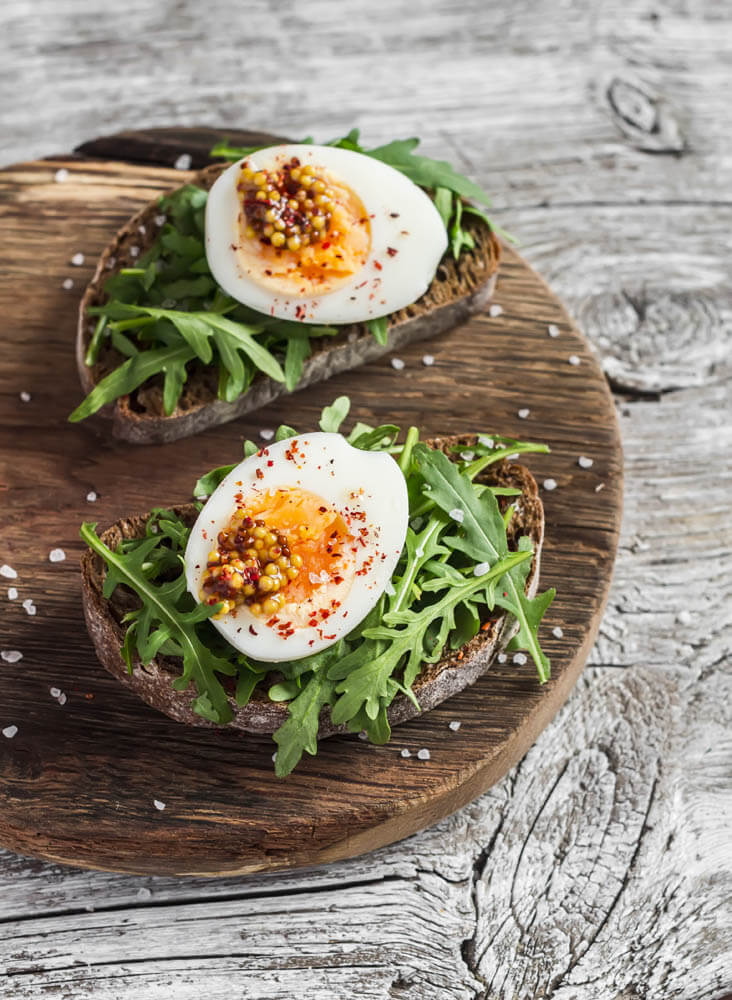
<box><xmin>8</xmin><ymin>588</ymin><xmax>18</xmax><ymax>600</ymax></box>
<box><xmin>474</xmin><ymin>562</ymin><xmax>491</xmax><ymax>576</ymax></box>
<box><xmin>552</xmin><ymin>626</ymin><xmax>564</xmax><ymax>639</ymax></box>
<box><xmin>58</xmin><ymin>693</ymin><xmax>67</xmax><ymax>706</ymax></box>
<box><xmin>174</xmin><ymin>153</ymin><xmax>192</xmax><ymax>170</ymax></box>
<box><xmin>391</xmin><ymin>357</ymin><xmax>405</xmax><ymax>371</ymax></box>
<box><xmin>308</xmin><ymin>572</ymin><xmax>322</xmax><ymax>585</ymax></box>
<box><xmin>54</xmin><ymin>168</ymin><xmax>69</xmax><ymax>183</ymax></box>
<box><xmin>479</xmin><ymin>437</ymin><xmax>494</xmax><ymax>448</ymax></box>
<box><xmin>543</xmin><ymin>478</ymin><xmax>557</xmax><ymax>491</ymax></box>
<box><xmin>271</xmin><ymin>752</ymin><xmax>277</xmax><ymax>762</ymax></box>
<box><xmin>129</xmin><ymin>245</ymin><xmax>140</xmax><ymax>258</ymax></box>
<box><xmin>62</xmin><ymin>278</ymin><xmax>74</xmax><ymax>290</ymax></box>
<box><xmin>449</xmin><ymin>508</ymin><xmax>465</xmax><ymax>524</ymax></box>
<box><xmin>70</xmin><ymin>252</ymin><xmax>85</xmax><ymax>266</ymax></box>
<box><xmin>20</xmin><ymin>391</ymin><xmax>31</xmax><ymax>403</ymax></box>
<box><xmin>358</xmin><ymin>732</ymin><xmax>368</xmax><ymax>741</ymax></box>
<box><xmin>153</xmin><ymin>799</ymin><xmax>166</xmax><ymax>811</ymax></box>
<box><xmin>154</xmin><ymin>214</ymin><xmax>166</xmax><ymax>227</ymax></box>
<box><xmin>105</xmin><ymin>256</ymin><xmax>116</xmax><ymax>269</ymax></box>
<box><xmin>517</xmin><ymin>408</ymin><xmax>530</xmax><ymax>420</ymax></box>
<box><xmin>400</xmin><ymin>749</ymin><xmax>411</xmax><ymax>758</ymax></box>
<box><xmin>259</xmin><ymin>428</ymin><xmax>275</xmax><ymax>441</ymax></box>
<box><xmin>86</xmin><ymin>491</ymin><xmax>98</xmax><ymax>502</ymax></box>
<box><xmin>49</xmin><ymin>548</ymin><xmax>66</xmax><ymax>563</ymax></box>
<box><xmin>138</xmin><ymin>224</ymin><xmax>147</xmax><ymax>236</ymax></box>
<box><xmin>136</xmin><ymin>887</ymin><xmax>152</xmax><ymax>901</ymax></box>
<box><xmin>578</xmin><ymin>456</ymin><xmax>593</xmax><ymax>469</ymax></box>
<box><xmin>513</xmin><ymin>652</ymin><xmax>528</xmax><ymax>666</ymax></box>
<box><xmin>2</xmin><ymin>725</ymin><xmax>18</xmax><ymax>739</ymax></box>
<box><xmin>415</xmin><ymin>545</ymin><xmax>425</xmax><ymax>558</ymax></box>
<box><xmin>1</xmin><ymin>650</ymin><xmax>23</xmax><ymax>664</ymax></box>
<box><xmin>417</xmin><ymin>748</ymin><xmax>431</xmax><ymax>761</ymax></box>
<box><xmin>50</xmin><ymin>687</ymin><xmax>61</xmax><ymax>699</ymax></box>
<box><xmin>497</xmin><ymin>653</ymin><xmax>507</xmax><ymax>664</ymax></box>
<box><xmin>0</xmin><ymin>565</ymin><xmax>17</xmax><ymax>580</ymax></box>
<box><xmin>422</xmin><ymin>354</ymin><xmax>435</xmax><ymax>366</ymax></box>
<box><xmin>595</xmin><ymin>483</ymin><xmax>605</xmax><ymax>493</ymax></box>
<box><xmin>448</xmin><ymin>721</ymin><xmax>462</xmax><ymax>732</ymax></box>
<box><xmin>22</xmin><ymin>599</ymin><xmax>36</xmax><ymax>616</ymax></box>
<box><xmin>460</xmin><ymin>451</ymin><xmax>475</xmax><ymax>461</ymax></box>
<box><xmin>507</xmin><ymin>453</ymin><xmax>519</xmax><ymax>460</ymax></box>
<box><xmin>677</xmin><ymin>610</ymin><xmax>692</xmax><ymax>626</ymax></box>
<box><xmin>548</xmin><ymin>324</ymin><xmax>560</xmax><ymax>338</ymax></box>
<box><xmin>489</xmin><ymin>304</ymin><xmax>503</xmax><ymax>318</ymax></box>
<box><xmin>568</xmin><ymin>354</ymin><xmax>581</xmax><ymax>366</ymax></box>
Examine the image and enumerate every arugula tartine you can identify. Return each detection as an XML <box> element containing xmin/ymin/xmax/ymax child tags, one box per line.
<box><xmin>81</xmin><ymin>398</ymin><xmax>554</xmax><ymax>776</ymax></box>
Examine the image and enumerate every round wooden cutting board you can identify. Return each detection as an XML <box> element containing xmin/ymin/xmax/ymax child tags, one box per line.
<box><xmin>0</xmin><ymin>128</ymin><xmax>622</xmax><ymax>876</ymax></box>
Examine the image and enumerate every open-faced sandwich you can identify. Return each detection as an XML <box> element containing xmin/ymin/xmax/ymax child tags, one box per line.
<box><xmin>70</xmin><ymin>130</ymin><xmax>503</xmax><ymax>443</ymax></box>
<box><xmin>80</xmin><ymin>398</ymin><xmax>555</xmax><ymax>776</ymax></box>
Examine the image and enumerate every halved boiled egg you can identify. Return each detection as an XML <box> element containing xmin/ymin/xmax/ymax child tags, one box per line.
<box><xmin>184</xmin><ymin>432</ymin><xmax>409</xmax><ymax>661</ymax></box>
<box><xmin>205</xmin><ymin>143</ymin><xmax>448</xmax><ymax>324</ymax></box>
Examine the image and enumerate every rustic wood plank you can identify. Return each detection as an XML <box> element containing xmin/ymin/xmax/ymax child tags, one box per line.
<box><xmin>0</xmin><ymin>0</ymin><xmax>730</xmax><ymax>995</ymax></box>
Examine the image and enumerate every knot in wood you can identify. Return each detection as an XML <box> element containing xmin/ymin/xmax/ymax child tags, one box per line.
<box><xmin>606</xmin><ymin>77</ymin><xmax>685</xmax><ymax>154</ymax></box>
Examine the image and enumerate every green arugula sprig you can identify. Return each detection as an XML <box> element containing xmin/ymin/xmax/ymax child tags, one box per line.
<box><xmin>82</xmin><ymin>398</ymin><xmax>554</xmax><ymax>777</ymax></box>
<box><xmin>211</xmin><ymin>127</ymin><xmax>514</xmax><ymax>252</ymax></box>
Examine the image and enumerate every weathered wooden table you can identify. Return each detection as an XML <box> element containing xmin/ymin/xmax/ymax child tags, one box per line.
<box><xmin>1</xmin><ymin>1</ymin><xmax>730</xmax><ymax>997</ymax></box>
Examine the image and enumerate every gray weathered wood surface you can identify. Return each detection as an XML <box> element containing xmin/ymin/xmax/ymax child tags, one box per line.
<box><xmin>0</xmin><ymin>1</ymin><xmax>730</xmax><ymax>997</ymax></box>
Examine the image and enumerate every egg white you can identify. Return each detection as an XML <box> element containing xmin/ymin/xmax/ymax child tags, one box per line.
<box><xmin>205</xmin><ymin>143</ymin><xmax>448</xmax><ymax>325</ymax></box>
<box><xmin>184</xmin><ymin>432</ymin><xmax>409</xmax><ymax>662</ymax></box>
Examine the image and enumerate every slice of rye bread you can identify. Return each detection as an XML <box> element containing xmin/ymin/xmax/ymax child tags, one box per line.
<box><xmin>76</xmin><ymin>164</ymin><xmax>501</xmax><ymax>445</ymax></box>
<box><xmin>79</xmin><ymin>436</ymin><xmax>544</xmax><ymax>738</ymax></box>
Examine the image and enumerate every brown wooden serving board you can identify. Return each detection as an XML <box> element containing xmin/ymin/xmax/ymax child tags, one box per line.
<box><xmin>0</xmin><ymin>128</ymin><xmax>622</xmax><ymax>876</ymax></box>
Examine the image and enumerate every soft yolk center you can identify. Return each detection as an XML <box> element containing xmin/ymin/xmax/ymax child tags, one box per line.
<box><xmin>235</xmin><ymin>156</ymin><xmax>371</xmax><ymax>300</ymax></box>
<box><xmin>200</xmin><ymin>487</ymin><xmax>353</xmax><ymax>620</ymax></box>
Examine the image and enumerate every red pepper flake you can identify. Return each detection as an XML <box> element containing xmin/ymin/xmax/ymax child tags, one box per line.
<box><xmin>324</xmin><ymin>634</ymin><xmax>336</xmax><ymax>640</ymax></box>
<box><xmin>457</xmin><ymin>650</ymin><xmax>465</xmax><ymax>660</ymax></box>
<box><xmin>267</xmin><ymin>460</ymin><xmax>274</xmax><ymax>467</ymax></box>
<box><xmin>333</xmin><ymin>575</ymin><xmax>344</xmax><ymax>584</ymax></box>
<box><xmin>230</xmin><ymin>243</ymin><xmax>238</xmax><ymax>251</ymax></box>
<box><xmin>318</xmin><ymin>505</ymin><xmax>327</xmax><ymax>512</ymax></box>
<box><xmin>373</xmin><ymin>260</ymin><xmax>383</xmax><ymax>271</ymax></box>
<box><xmin>389</xmin><ymin>212</ymin><xmax>400</xmax><ymax>218</ymax></box>
<box><xmin>249</xmin><ymin>625</ymin><xmax>258</xmax><ymax>636</ymax></box>
<box><xmin>481</xmin><ymin>622</ymin><xmax>491</xmax><ymax>632</ymax></box>
<box><xmin>264</xmin><ymin>268</ymin><xmax>272</xmax><ymax>276</ymax></box>
<box><xmin>386</xmin><ymin>247</ymin><xmax>398</xmax><ymax>257</ymax></box>
<box><xmin>255</xmin><ymin>468</ymin><xmax>264</xmax><ymax>480</ymax></box>
<box><xmin>321</xmin><ymin>241</ymin><xmax>330</xmax><ymax>249</ymax></box>
<box><xmin>356</xmin><ymin>280</ymin><xmax>368</xmax><ymax>289</ymax></box>
<box><xmin>267</xmin><ymin>616</ymin><xmax>279</xmax><ymax>627</ymax></box>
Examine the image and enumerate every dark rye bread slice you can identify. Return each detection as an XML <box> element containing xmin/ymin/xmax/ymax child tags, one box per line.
<box><xmin>76</xmin><ymin>164</ymin><xmax>501</xmax><ymax>444</ymax></box>
<box><xmin>79</xmin><ymin>436</ymin><xmax>544</xmax><ymax>738</ymax></box>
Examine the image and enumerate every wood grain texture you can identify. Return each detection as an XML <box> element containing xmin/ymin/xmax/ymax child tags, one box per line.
<box><xmin>0</xmin><ymin>145</ymin><xmax>621</xmax><ymax>877</ymax></box>
<box><xmin>0</xmin><ymin>0</ymin><xmax>730</xmax><ymax>996</ymax></box>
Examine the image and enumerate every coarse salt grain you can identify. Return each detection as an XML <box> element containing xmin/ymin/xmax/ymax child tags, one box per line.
<box><xmin>58</xmin><ymin>693</ymin><xmax>67</xmax><ymax>706</ymax></box>
<box><xmin>0</xmin><ymin>565</ymin><xmax>17</xmax><ymax>580</ymax></box>
<box><xmin>20</xmin><ymin>391</ymin><xmax>31</xmax><ymax>403</ymax></box>
<box><xmin>517</xmin><ymin>408</ymin><xmax>530</xmax><ymax>420</ymax></box>
<box><xmin>129</xmin><ymin>245</ymin><xmax>140</xmax><ymax>258</ymax></box>
<box><xmin>62</xmin><ymin>278</ymin><xmax>74</xmax><ymax>290</ymax></box>
<box><xmin>568</xmin><ymin>355</ymin><xmax>581</xmax><ymax>366</ymax></box>
<box><xmin>49</xmin><ymin>548</ymin><xmax>66</xmax><ymax>563</ymax></box>
<box><xmin>1</xmin><ymin>650</ymin><xmax>23</xmax><ymax>664</ymax></box>
<box><xmin>677</xmin><ymin>610</ymin><xmax>692</xmax><ymax>626</ymax></box>
<box><xmin>415</xmin><ymin>545</ymin><xmax>425</xmax><ymax>558</ymax></box>
<box><xmin>474</xmin><ymin>561</ymin><xmax>491</xmax><ymax>576</ymax></box>
<box><xmin>449</xmin><ymin>508</ymin><xmax>465</xmax><ymax>524</ymax></box>
<box><xmin>22</xmin><ymin>599</ymin><xmax>36</xmax><ymax>616</ymax></box>
<box><xmin>400</xmin><ymin>748</ymin><xmax>411</xmax><ymax>758</ymax></box>
<box><xmin>448</xmin><ymin>721</ymin><xmax>462</xmax><ymax>732</ymax></box>
<box><xmin>86</xmin><ymin>491</ymin><xmax>98</xmax><ymax>502</ymax></box>
<box><xmin>154</xmin><ymin>214</ymin><xmax>166</xmax><ymax>227</ymax></box>
<box><xmin>578</xmin><ymin>456</ymin><xmax>593</xmax><ymax>469</ymax></box>
<box><xmin>153</xmin><ymin>799</ymin><xmax>166</xmax><ymax>811</ymax></box>
<box><xmin>2</xmin><ymin>725</ymin><xmax>18</xmax><ymax>739</ymax></box>
<box><xmin>513</xmin><ymin>652</ymin><xmax>528</xmax><ymax>666</ymax></box>
<box><xmin>271</xmin><ymin>752</ymin><xmax>277</xmax><ymax>762</ymax></box>
<box><xmin>174</xmin><ymin>153</ymin><xmax>192</xmax><ymax>170</ymax></box>
<box><xmin>54</xmin><ymin>168</ymin><xmax>69</xmax><ymax>183</ymax></box>
<box><xmin>70</xmin><ymin>252</ymin><xmax>85</xmax><ymax>266</ymax></box>
<box><xmin>138</xmin><ymin>224</ymin><xmax>146</xmax><ymax>236</ymax></box>
<box><xmin>50</xmin><ymin>687</ymin><xmax>61</xmax><ymax>699</ymax></box>
<box><xmin>8</xmin><ymin>588</ymin><xmax>17</xmax><ymax>600</ymax></box>
<box><xmin>548</xmin><ymin>324</ymin><xmax>560</xmax><ymax>338</ymax></box>
<box><xmin>417</xmin><ymin>748</ymin><xmax>431</xmax><ymax>761</ymax></box>
<box><xmin>358</xmin><ymin>731</ymin><xmax>368</xmax><ymax>741</ymax></box>
<box><xmin>552</xmin><ymin>626</ymin><xmax>564</xmax><ymax>639</ymax></box>
<box><xmin>391</xmin><ymin>357</ymin><xmax>405</xmax><ymax>371</ymax></box>
<box><xmin>259</xmin><ymin>428</ymin><xmax>275</xmax><ymax>441</ymax></box>
<box><xmin>543</xmin><ymin>478</ymin><xmax>557</xmax><ymax>491</ymax></box>
<box><xmin>497</xmin><ymin>652</ymin><xmax>507</xmax><ymax>664</ymax></box>
<box><xmin>489</xmin><ymin>304</ymin><xmax>503</xmax><ymax>317</ymax></box>
<box><xmin>422</xmin><ymin>354</ymin><xmax>435</xmax><ymax>366</ymax></box>
<box><xmin>479</xmin><ymin>436</ymin><xmax>494</xmax><ymax>448</ymax></box>
<box><xmin>460</xmin><ymin>451</ymin><xmax>475</xmax><ymax>461</ymax></box>
<box><xmin>136</xmin><ymin>887</ymin><xmax>152</xmax><ymax>901</ymax></box>
<box><xmin>105</xmin><ymin>256</ymin><xmax>116</xmax><ymax>269</ymax></box>
<box><xmin>595</xmin><ymin>483</ymin><xmax>605</xmax><ymax>493</ymax></box>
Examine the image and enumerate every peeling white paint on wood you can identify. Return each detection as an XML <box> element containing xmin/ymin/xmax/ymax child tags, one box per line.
<box><xmin>0</xmin><ymin>0</ymin><xmax>730</xmax><ymax>997</ymax></box>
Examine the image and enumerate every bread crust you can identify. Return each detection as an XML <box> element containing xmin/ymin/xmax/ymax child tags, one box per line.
<box><xmin>80</xmin><ymin>437</ymin><xmax>544</xmax><ymax>737</ymax></box>
<box><xmin>76</xmin><ymin>164</ymin><xmax>501</xmax><ymax>444</ymax></box>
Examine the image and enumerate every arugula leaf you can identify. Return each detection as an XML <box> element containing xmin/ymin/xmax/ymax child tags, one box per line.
<box><xmin>365</xmin><ymin>316</ymin><xmax>389</xmax><ymax>346</ymax></box>
<box><xmin>193</xmin><ymin>463</ymin><xmax>236</xmax><ymax>499</ymax></box>
<box><xmin>319</xmin><ymin>395</ymin><xmax>351</xmax><ymax>432</ymax></box>
<box><xmin>285</xmin><ymin>335</ymin><xmax>310</xmax><ymax>392</ymax></box>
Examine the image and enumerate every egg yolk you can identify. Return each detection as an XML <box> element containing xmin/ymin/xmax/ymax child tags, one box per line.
<box><xmin>200</xmin><ymin>487</ymin><xmax>353</xmax><ymax>620</ymax></box>
<box><xmin>235</xmin><ymin>156</ymin><xmax>371</xmax><ymax>300</ymax></box>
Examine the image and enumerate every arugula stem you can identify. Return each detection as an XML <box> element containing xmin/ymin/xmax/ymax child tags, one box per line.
<box><xmin>398</xmin><ymin>426</ymin><xmax>420</xmax><ymax>475</ymax></box>
<box><xmin>464</xmin><ymin>442</ymin><xmax>550</xmax><ymax>481</ymax></box>
<box><xmin>84</xmin><ymin>316</ymin><xmax>108</xmax><ymax>366</ymax></box>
